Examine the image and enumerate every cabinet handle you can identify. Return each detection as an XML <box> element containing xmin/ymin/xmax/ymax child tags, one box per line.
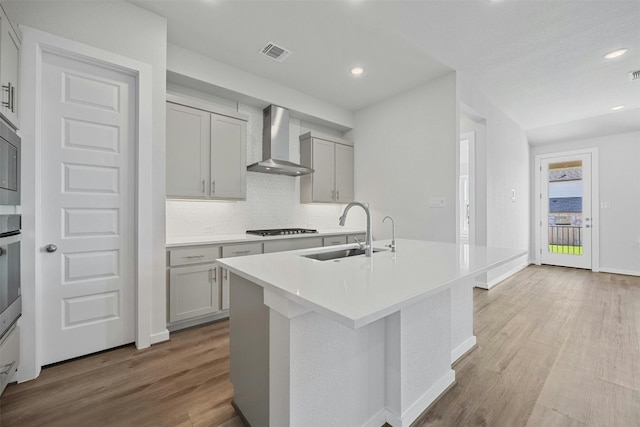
<box><xmin>212</xmin><ymin>180</ymin><xmax>216</xmax><ymax>194</ymax></box>
<box><xmin>1</xmin><ymin>83</ymin><xmax>10</xmax><ymax>110</ymax></box>
<box><xmin>331</xmin><ymin>190</ymin><xmax>335</xmax><ymax>200</ymax></box>
<box><xmin>10</xmin><ymin>84</ymin><xmax>14</xmax><ymax>113</ymax></box>
<box><xmin>232</xmin><ymin>250</ymin><xmax>251</xmax><ymax>255</ymax></box>
<box><xmin>201</xmin><ymin>180</ymin><xmax>205</xmax><ymax>193</ymax></box>
<box><xmin>182</xmin><ymin>255</ymin><xmax>205</xmax><ymax>259</ymax></box>
<box><xmin>224</xmin><ymin>269</ymin><xmax>228</xmax><ymax>280</ymax></box>
<box><xmin>336</xmin><ymin>190</ymin><xmax>340</xmax><ymax>200</ymax></box>
<box><xmin>212</xmin><ymin>268</ymin><xmax>217</xmax><ymax>281</ymax></box>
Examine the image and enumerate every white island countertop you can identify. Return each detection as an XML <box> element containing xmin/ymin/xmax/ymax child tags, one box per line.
<box><xmin>218</xmin><ymin>239</ymin><xmax>527</xmax><ymax>329</ymax></box>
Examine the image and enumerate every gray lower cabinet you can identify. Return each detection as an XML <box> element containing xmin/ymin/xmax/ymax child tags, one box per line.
<box><xmin>167</xmin><ymin>234</ymin><xmax>364</xmax><ymax>330</ymax></box>
<box><xmin>169</xmin><ymin>263</ymin><xmax>219</xmax><ymax>323</ymax></box>
<box><xmin>167</xmin><ymin>245</ymin><xmax>225</xmax><ymax>330</ymax></box>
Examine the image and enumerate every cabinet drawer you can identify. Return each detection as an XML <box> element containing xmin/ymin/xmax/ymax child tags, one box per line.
<box><xmin>347</xmin><ymin>234</ymin><xmax>366</xmax><ymax>244</ymax></box>
<box><xmin>169</xmin><ymin>246</ymin><xmax>219</xmax><ymax>267</ymax></box>
<box><xmin>323</xmin><ymin>236</ymin><xmax>348</xmax><ymax>246</ymax></box>
<box><xmin>263</xmin><ymin>237</ymin><xmax>323</xmax><ymax>253</ymax></box>
<box><xmin>0</xmin><ymin>325</ymin><xmax>19</xmax><ymax>395</ymax></box>
<box><xmin>222</xmin><ymin>242</ymin><xmax>262</xmax><ymax>258</ymax></box>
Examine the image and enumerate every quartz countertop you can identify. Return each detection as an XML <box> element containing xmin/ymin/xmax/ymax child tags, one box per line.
<box><xmin>217</xmin><ymin>239</ymin><xmax>527</xmax><ymax>328</ymax></box>
<box><xmin>166</xmin><ymin>228</ymin><xmax>366</xmax><ymax>248</ymax></box>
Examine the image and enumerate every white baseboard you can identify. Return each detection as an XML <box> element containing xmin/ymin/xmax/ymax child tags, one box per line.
<box><xmin>451</xmin><ymin>335</ymin><xmax>476</xmax><ymax>364</ymax></box>
<box><xmin>598</xmin><ymin>267</ymin><xmax>640</xmax><ymax>277</ymax></box>
<box><xmin>361</xmin><ymin>409</ymin><xmax>387</xmax><ymax>427</ymax></box>
<box><xmin>386</xmin><ymin>369</ymin><xmax>456</xmax><ymax>427</ymax></box>
<box><xmin>149</xmin><ymin>329</ymin><xmax>170</xmax><ymax>345</ymax></box>
<box><xmin>476</xmin><ymin>261</ymin><xmax>529</xmax><ymax>290</ymax></box>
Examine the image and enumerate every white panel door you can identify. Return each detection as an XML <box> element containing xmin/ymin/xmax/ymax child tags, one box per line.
<box><xmin>335</xmin><ymin>143</ymin><xmax>353</xmax><ymax>203</ymax></box>
<box><xmin>40</xmin><ymin>51</ymin><xmax>135</xmax><ymax>365</ymax></box>
<box><xmin>540</xmin><ymin>153</ymin><xmax>592</xmax><ymax>269</ymax></box>
<box><xmin>312</xmin><ymin>139</ymin><xmax>335</xmax><ymax>203</ymax></box>
<box><xmin>210</xmin><ymin>113</ymin><xmax>246</xmax><ymax>199</ymax></box>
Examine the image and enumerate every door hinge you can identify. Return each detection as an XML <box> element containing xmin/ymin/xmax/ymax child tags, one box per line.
<box><xmin>539</xmin><ymin>193</ymin><xmax>542</xmax><ymax>199</ymax></box>
<box><xmin>540</xmin><ymin>221</ymin><xmax>542</xmax><ymax>226</ymax></box>
<box><xmin>540</xmin><ymin>248</ymin><xmax>542</xmax><ymax>254</ymax></box>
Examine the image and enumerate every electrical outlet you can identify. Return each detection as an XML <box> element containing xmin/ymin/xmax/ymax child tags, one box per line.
<box><xmin>429</xmin><ymin>198</ymin><xmax>446</xmax><ymax>208</ymax></box>
<box><xmin>203</xmin><ymin>225</ymin><xmax>216</xmax><ymax>233</ymax></box>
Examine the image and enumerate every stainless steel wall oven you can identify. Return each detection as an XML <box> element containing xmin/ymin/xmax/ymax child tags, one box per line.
<box><xmin>0</xmin><ymin>120</ymin><xmax>19</xmax><ymax>206</ymax></box>
<box><xmin>0</xmin><ymin>214</ymin><xmax>20</xmax><ymax>340</ymax></box>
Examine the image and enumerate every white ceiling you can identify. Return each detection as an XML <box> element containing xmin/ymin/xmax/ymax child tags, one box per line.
<box><xmin>132</xmin><ymin>0</ymin><xmax>640</xmax><ymax>144</ymax></box>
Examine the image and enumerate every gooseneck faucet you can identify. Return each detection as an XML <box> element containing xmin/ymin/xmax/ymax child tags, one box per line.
<box><xmin>382</xmin><ymin>216</ymin><xmax>396</xmax><ymax>252</ymax></box>
<box><xmin>339</xmin><ymin>202</ymin><xmax>373</xmax><ymax>257</ymax></box>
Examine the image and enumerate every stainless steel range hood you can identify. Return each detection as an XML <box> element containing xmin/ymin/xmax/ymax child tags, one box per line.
<box><xmin>247</xmin><ymin>105</ymin><xmax>314</xmax><ymax>176</ymax></box>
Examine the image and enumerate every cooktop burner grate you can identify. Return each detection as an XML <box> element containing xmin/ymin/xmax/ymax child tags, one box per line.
<box><xmin>246</xmin><ymin>228</ymin><xmax>318</xmax><ymax>236</ymax></box>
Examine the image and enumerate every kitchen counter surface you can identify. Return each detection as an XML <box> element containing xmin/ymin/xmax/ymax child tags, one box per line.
<box><xmin>218</xmin><ymin>239</ymin><xmax>527</xmax><ymax>329</ymax></box>
<box><xmin>166</xmin><ymin>228</ymin><xmax>365</xmax><ymax>248</ymax></box>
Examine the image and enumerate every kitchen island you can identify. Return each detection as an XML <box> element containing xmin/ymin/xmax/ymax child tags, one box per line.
<box><xmin>217</xmin><ymin>239</ymin><xmax>526</xmax><ymax>427</ymax></box>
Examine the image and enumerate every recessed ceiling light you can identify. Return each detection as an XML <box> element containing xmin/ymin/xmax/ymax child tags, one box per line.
<box><xmin>604</xmin><ymin>48</ymin><xmax>628</xmax><ymax>59</ymax></box>
<box><xmin>350</xmin><ymin>66</ymin><xmax>364</xmax><ymax>76</ymax></box>
<box><xmin>611</xmin><ymin>105</ymin><xmax>625</xmax><ymax>111</ymax></box>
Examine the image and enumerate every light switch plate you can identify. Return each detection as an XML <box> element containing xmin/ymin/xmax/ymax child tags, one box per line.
<box><xmin>429</xmin><ymin>198</ymin><xmax>446</xmax><ymax>208</ymax></box>
<box><xmin>600</xmin><ymin>202</ymin><xmax>611</xmax><ymax>209</ymax></box>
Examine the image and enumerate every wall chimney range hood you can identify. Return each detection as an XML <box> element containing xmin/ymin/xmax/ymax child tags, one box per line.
<box><xmin>247</xmin><ymin>105</ymin><xmax>314</xmax><ymax>176</ymax></box>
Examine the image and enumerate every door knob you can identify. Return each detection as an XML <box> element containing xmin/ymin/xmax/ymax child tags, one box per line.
<box><xmin>45</xmin><ymin>244</ymin><xmax>58</xmax><ymax>253</ymax></box>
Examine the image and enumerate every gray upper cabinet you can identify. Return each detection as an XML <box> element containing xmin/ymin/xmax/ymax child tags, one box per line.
<box><xmin>166</xmin><ymin>95</ymin><xmax>248</xmax><ymax>200</ymax></box>
<box><xmin>166</xmin><ymin>102</ymin><xmax>210</xmax><ymax>198</ymax></box>
<box><xmin>0</xmin><ymin>4</ymin><xmax>20</xmax><ymax>129</ymax></box>
<box><xmin>210</xmin><ymin>114</ymin><xmax>246</xmax><ymax>199</ymax></box>
<box><xmin>300</xmin><ymin>132</ymin><xmax>354</xmax><ymax>204</ymax></box>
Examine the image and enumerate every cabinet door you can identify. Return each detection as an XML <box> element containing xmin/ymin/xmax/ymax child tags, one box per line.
<box><xmin>169</xmin><ymin>264</ymin><xmax>219</xmax><ymax>322</ymax></box>
<box><xmin>311</xmin><ymin>139</ymin><xmax>336</xmax><ymax>203</ymax></box>
<box><xmin>221</xmin><ymin>267</ymin><xmax>229</xmax><ymax>310</ymax></box>
<box><xmin>166</xmin><ymin>102</ymin><xmax>210</xmax><ymax>198</ymax></box>
<box><xmin>210</xmin><ymin>113</ymin><xmax>246</xmax><ymax>199</ymax></box>
<box><xmin>0</xmin><ymin>11</ymin><xmax>19</xmax><ymax>128</ymax></box>
<box><xmin>335</xmin><ymin>144</ymin><xmax>354</xmax><ymax>203</ymax></box>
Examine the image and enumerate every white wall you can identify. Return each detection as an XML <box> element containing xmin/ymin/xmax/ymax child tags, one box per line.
<box><xmin>350</xmin><ymin>72</ymin><xmax>458</xmax><ymax>242</ymax></box>
<box><xmin>530</xmin><ymin>131</ymin><xmax>640</xmax><ymax>276</ymax></box>
<box><xmin>167</xmin><ymin>43</ymin><xmax>354</xmax><ymax>131</ymax></box>
<box><xmin>166</xmin><ymin>95</ymin><xmax>358</xmax><ymax>238</ymax></box>
<box><xmin>4</xmin><ymin>0</ymin><xmax>168</xmax><ymax>377</ymax></box>
<box><xmin>458</xmin><ymin>77</ymin><xmax>530</xmax><ymax>288</ymax></box>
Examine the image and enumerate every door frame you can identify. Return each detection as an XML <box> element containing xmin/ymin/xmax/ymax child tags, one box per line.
<box><xmin>458</xmin><ymin>131</ymin><xmax>476</xmax><ymax>245</ymax></box>
<box><xmin>534</xmin><ymin>148</ymin><xmax>600</xmax><ymax>271</ymax></box>
<box><xmin>19</xmin><ymin>26</ymin><xmax>155</xmax><ymax>381</ymax></box>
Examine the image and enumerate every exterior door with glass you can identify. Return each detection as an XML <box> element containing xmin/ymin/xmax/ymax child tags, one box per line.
<box><xmin>540</xmin><ymin>153</ymin><xmax>592</xmax><ymax>269</ymax></box>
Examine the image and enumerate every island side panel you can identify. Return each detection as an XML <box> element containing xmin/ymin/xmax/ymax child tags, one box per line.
<box><xmin>450</xmin><ymin>276</ymin><xmax>476</xmax><ymax>363</ymax></box>
<box><xmin>229</xmin><ymin>273</ymin><xmax>270</xmax><ymax>427</ymax></box>
<box><xmin>385</xmin><ymin>288</ymin><xmax>455</xmax><ymax>427</ymax></box>
<box><xmin>266</xmin><ymin>295</ymin><xmax>387</xmax><ymax>427</ymax></box>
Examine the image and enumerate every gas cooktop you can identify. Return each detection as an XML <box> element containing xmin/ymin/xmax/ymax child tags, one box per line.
<box><xmin>246</xmin><ymin>228</ymin><xmax>318</xmax><ymax>237</ymax></box>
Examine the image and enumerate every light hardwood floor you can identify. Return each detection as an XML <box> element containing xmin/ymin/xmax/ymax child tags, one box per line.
<box><xmin>1</xmin><ymin>265</ymin><xmax>639</xmax><ymax>426</ymax></box>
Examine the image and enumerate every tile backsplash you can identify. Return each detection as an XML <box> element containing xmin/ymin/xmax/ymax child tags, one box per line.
<box><xmin>166</xmin><ymin>100</ymin><xmax>363</xmax><ymax>238</ymax></box>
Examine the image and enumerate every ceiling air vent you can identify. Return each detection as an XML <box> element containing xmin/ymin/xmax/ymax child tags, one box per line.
<box><xmin>630</xmin><ymin>69</ymin><xmax>640</xmax><ymax>82</ymax></box>
<box><xmin>259</xmin><ymin>41</ymin><xmax>292</xmax><ymax>62</ymax></box>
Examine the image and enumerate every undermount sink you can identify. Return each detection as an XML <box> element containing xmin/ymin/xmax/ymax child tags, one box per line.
<box><xmin>303</xmin><ymin>247</ymin><xmax>384</xmax><ymax>261</ymax></box>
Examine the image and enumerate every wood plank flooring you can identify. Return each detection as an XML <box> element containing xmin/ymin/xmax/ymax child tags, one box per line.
<box><xmin>1</xmin><ymin>265</ymin><xmax>639</xmax><ymax>426</ymax></box>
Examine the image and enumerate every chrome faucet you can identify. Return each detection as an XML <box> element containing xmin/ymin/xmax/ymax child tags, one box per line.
<box><xmin>382</xmin><ymin>216</ymin><xmax>396</xmax><ymax>252</ymax></box>
<box><xmin>339</xmin><ymin>202</ymin><xmax>373</xmax><ymax>257</ymax></box>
